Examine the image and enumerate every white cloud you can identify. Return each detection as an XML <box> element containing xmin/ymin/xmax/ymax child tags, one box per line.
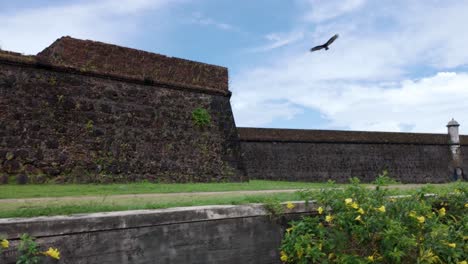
<box><xmin>233</xmin><ymin>100</ymin><xmax>303</xmax><ymax>127</ymax></box>
<box><xmin>0</xmin><ymin>0</ymin><xmax>184</xmax><ymax>54</ymax></box>
<box><xmin>249</xmin><ymin>31</ymin><xmax>304</xmax><ymax>52</ymax></box>
<box><xmin>233</xmin><ymin>64</ymin><xmax>468</xmax><ymax>133</ymax></box>
<box><xmin>395</xmin><ymin>1</ymin><xmax>468</xmax><ymax>68</ymax></box>
<box><xmin>305</xmin><ymin>72</ymin><xmax>468</xmax><ymax>133</ymax></box>
<box><xmin>231</xmin><ymin>0</ymin><xmax>468</xmax><ymax>133</ymax></box>
<box><xmin>189</xmin><ymin>12</ymin><xmax>237</xmax><ymax>31</ymax></box>
<box><xmin>303</xmin><ymin>0</ymin><xmax>366</xmax><ymax>22</ymax></box>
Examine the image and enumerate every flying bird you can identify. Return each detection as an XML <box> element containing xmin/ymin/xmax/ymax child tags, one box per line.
<box><xmin>310</xmin><ymin>34</ymin><xmax>339</xmax><ymax>52</ymax></box>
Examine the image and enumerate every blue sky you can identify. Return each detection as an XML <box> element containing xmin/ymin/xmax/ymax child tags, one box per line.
<box><xmin>2</xmin><ymin>0</ymin><xmax>468</xmax><ymax>133</ymax></box>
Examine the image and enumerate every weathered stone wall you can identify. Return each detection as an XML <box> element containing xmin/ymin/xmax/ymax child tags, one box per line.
<box><xmin>0</xmin><ymin>37</ymin><xmax>245</xmax><ymax>183</ymax></box>
<box><xmin>37</xmin><ymin>37</ymin><xmax>229</xmax><ymax>93</ymax></box>
<box><xmin>0</xmin><ymin>203</ymin><xmax>314</xmax><ymax>264</ymax></box>
<box><xmin>239</xmin><ymin>128</ymin><xmax>467</xmax><ymax>183</ymax></box>
<box><xmin>457</xmin><ymin>145</ymin><xmax>468</xmax><ymax>180</ymax></box>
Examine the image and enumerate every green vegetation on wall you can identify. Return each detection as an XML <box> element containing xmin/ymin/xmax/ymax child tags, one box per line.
<box><xmin>192</xmin><ymin>107</ymin><xmax>211</xmax><ymax>128</ymax></box>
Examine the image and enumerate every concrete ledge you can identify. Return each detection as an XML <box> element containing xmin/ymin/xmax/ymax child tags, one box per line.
<box><xmin>0</xmin><ymin>203</ymin><xmax>316</xmax><ymax>264</ymax></box>
<box><xmin>0</xmin><ymin>202</ymin><xmax>315</xmax><ymax>239</ymax></box>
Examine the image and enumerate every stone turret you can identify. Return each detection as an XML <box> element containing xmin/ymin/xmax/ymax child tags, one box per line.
<box><xmin>447</xmin><ymin>118</ymin><xmax>460</xmax><ymax>144</ymax></box>
<box><xmin>447</xmin><ymin>118</ymin><xmax>463</xmax><ymax>180</ymax></box>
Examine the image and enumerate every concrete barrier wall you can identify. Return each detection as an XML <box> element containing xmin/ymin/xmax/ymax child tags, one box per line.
<box><xmin>0</xmin><ymin>203</ymin><xmax>315</xmax><ymax>264</ymax></box>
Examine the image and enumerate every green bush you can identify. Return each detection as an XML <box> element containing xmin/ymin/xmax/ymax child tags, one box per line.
<box><xmin>0</xmin><ymin>234</ymin><xmax>60</xmax><ymax>263</ymax></box>
<box><xmin>373</xmin><ymin>170</ymin><xmax>400</xmax><ymax>186</ymax></box>
<box><xmin>16</xmin><ymin>234</ymin><xmax>41</xmax><ymax>264</ymax></box>
<box><xmin>192</xmin><ymin>107</ymin><xmax>211</xmax><ymax>128</ymax></box>
<box><xmin>280</xmin><ymin>180</ymin><xmax>467</xmax><ymax>263</ymax></box>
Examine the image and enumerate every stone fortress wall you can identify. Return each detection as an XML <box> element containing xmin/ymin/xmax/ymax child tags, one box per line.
<box><xmin>0</xmin><ymin>37</ymin><xmax>246</xmax><ymax>183</ymax></box>
<box><xmin>0</xmin><ymin>36</ymin><xmax>465</xmax><ymax>183</ymax></box>
<box><xmin>239</xmin><ymin>125</ymin><xmax>467</xmax><ymax>183</ymax></box>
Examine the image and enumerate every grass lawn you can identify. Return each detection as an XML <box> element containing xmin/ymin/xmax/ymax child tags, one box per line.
<box><xmin>0</xmin><ymin>181</ymin><xmax>465</xmax><ymax>219</ymax></box>
<box><xmin>0</xmin><ymin>192</ymin><xmax>302</xmax><ymax>219</ymax></box>
<box><xmin>0</xmin><ymin>180</ymin><xmax>338</xmax><ymax>199</ymax></box>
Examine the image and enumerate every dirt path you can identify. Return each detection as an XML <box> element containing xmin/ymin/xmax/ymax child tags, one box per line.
<box><xmin>0</xmin><ymin>184</ymin><xmax>444</xmax><ymax>204</ymax></box>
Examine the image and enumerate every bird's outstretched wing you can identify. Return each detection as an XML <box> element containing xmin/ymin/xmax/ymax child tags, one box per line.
<box><xmin>310</xmin><ymin>45</ymin><xmax>325</xmax><ymax>52</ymax></box>
<box><xmin>310</xmin><ymin>34</ymin><xmax>339</xmax><ymax>52</ymax></box>
<box><xmin>325</xmin><ymin>34</ymin><xmax>339</xmax><ymax>47</ymax></box>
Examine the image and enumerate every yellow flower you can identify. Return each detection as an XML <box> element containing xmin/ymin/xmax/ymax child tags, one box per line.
<box><xmin>280</xmin><ymin>251</ymin><xmax>288</xmax><ymax>262</ymax></box>
<box><xmin>325</xmin><ymin>214</ymin><xmax>334</xmax><ymax>223</ymax></box>
<box><xmin>43</xmin><ymin>247</ymin><xmax>60</xmax><ymax>260</ymax></box>
<box><xmin>0</xmin><ymin>239</ymin><xmax>9</xmax><ymax>249</ymax></box>
<box><xmin>438</xmin><ymin>207</ymin><xmax>446</xmax><ymax>217</ymax></box>
<box><xmin>376</xmin><ymin>206</ymin><xmax>386</xmax><ymax>213</ymax></box>
<box><xmin>318</xmin><ymin>206</ymin><xmax>324</xmax><ymax>215</ymax></box>
<box><xmin>345</xmin><ymin>198</ymin><xmax>353</xmax><ymax>205</ymax></box>
<box><xmin>465</xmin><ymin>203</ymin><xmax>468</xmax><ymax>208</ymax></box>
<box><xmin>350</xmin><ymin>202</ymin><xmax>359</xmax><ymax>209</ymax></box>
<box><xmin>355</xmin><ymin>215</ymin><xmax>363</xmax><ymax>222</ymax></box>
<box><xmin>457</xmin><ymin>261</ymin><xmax>467</xmax><ymax>264</ymax></box>
<box><xmin>409</xmin><ymin>211</ymin><xmax>417</xmax><ymax>218</ymax></box>
<box><xmin>357</xmin><ymin>208</ymin><xmax>365</xmax><ymax>214</ymax></box>
<box><xmin>367</xmin><ymin>255</ymin><xmax>375</xmax><ymax>262</ymax></box>
<box><xmin>446</xmin><ymin>243</ymin><xmax>456</xmax><ymax>248</ymax></box>
<box><xmin>286</xmin><ymin>227</ymin><xmax>294</xmax><ymax>234</ymax></box>
<box><xmin>286</xmin><ymin>202</ymin><xmax>295</xmax><ymax>209</ymax></box>
<box><xmin>417</xmin><ymin>216</ymin><xmax>425</xmax><ymax>224</ymax></box>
